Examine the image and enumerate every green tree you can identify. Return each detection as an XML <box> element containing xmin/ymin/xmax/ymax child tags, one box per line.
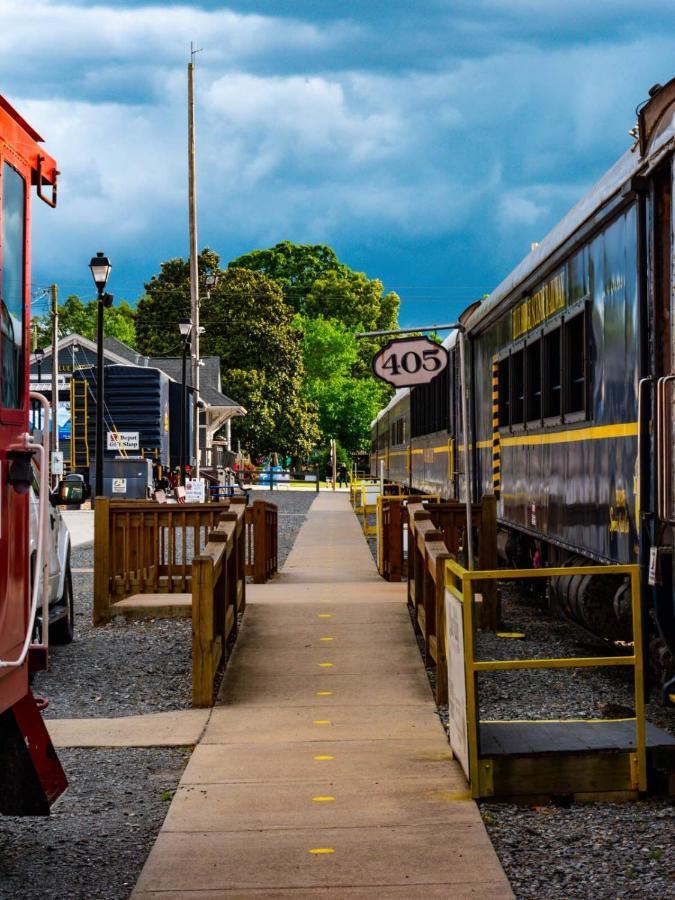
<box><xmin>135</xmin><ymin>251</ymin><xmax>318</xmax><ymax>458</ymax></box>
<box><xmin>304</xmin><ymin>270</ymin><xmax>399</xmax><ymax>375</ymax></box>
<box><xmin>297</xmin><ymin>315</ymin><xmax>389</xmax><ymax>454</ymax></box>
<box><xmin>135</xmin><ymin>248</ymin><xmax>221</xmax><ymax>356</ymax></box>
<box><xmin>33</xmin><ymin>294</ymin><xmax>137</xmax><ymax>348</ymax></box>
<box><xmin>228</xmin><ymin>241</ymin><xmax>346</xmax><ymax>314</ymax></box>
<box><xmin>203</xmin><ymin>267</ymin><xmax>319</xmax><ymax>457</ymax></box>
<box><xmin>231</xmin><ymin>241</ymin><xmax>400</xmax><ymax>376</ymax></box>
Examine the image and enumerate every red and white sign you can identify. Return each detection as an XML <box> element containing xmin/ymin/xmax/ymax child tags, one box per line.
<box><xmin>372</xmin><ymin>337</ymin><xmax>448</xmax><ymax>388</ymax></box>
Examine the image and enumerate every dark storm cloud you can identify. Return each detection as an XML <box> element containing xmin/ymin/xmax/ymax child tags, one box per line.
<box><xmin>3</xmin><ymin>1</ymin><xmax>674</xmax><ymax>323</ymax></box>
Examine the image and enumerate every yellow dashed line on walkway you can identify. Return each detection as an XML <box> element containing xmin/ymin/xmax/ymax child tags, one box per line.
<box><xmin>316</xmin><ymin>690</ymin><xmax>333</xmax><ymax>696</ymax></box>
<box><xmin>320</xmin><ymin>636</ymin><xmax>333</xmax><ymax>642</ymax></box>
<box><xmin>318</xmin><ymin>613</ymin><xmax>332</xmax><ymax>618</ymax></box>
<box><xmin>314</xmin><ymin>755</ymin><xmax>334</xmax><ymax>761</ymax></box>
<box><xmin>313</xmin><ymin>720</ymin><xmax>331</xmax><ymax>725</ymax></box>
<box><xmin>308</xmin><ymin>848</ymin><xmax>335</xmax><ymax>855</ymax></box>
<box><xmin>318</xmin><ymin>662</ymin><xmax>333</xmax><ymax>668</ymax></box>
<box><xmin>312</xmin><ymin>795</ymin><xmax>335</xmax><ymax>802</ymax></box>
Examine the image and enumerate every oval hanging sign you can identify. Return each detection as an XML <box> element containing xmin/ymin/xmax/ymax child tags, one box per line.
<box><xmin>372</xmin><ymin>337</ymin><xmax>448</xmax><ymax>388</ymax></box>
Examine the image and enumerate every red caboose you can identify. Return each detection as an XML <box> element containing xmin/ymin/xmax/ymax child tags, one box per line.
<box><xmin>0</xmin><ymin>96</ymin><xmax>67</xmax><ymax>814</ymax></box>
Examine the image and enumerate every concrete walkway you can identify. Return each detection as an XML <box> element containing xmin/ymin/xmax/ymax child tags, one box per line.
<box><xmin>134</xmin><ymin>492</ymin><xmax>512</xmax><ymax>898</ymax></box>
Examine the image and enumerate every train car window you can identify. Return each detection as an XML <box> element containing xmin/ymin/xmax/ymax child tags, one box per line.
<box><xmin>410</xmin><ymin>366</ymin><xmax>448</xmax><ymax>437</ymax></box>
<box><xmin>1</xmin><ymin>162</ymin><xmax>27</xmax><ymax>410</ymax></box>
<box><xmin>564</xmin><ymin>311</ymin><xmax>586</xmax><ymax>415</ymax></box>
<box><xmin>498</xmin><ymin>357</ymin><xmax>510</xmax><ymax>428</ymax></box>
<box><xmin>511</xmin><ymin>348</ymin><xmax>525</xmax><ymax>425</ymax></box>
<box><xmin>526</xmin><ymin>339</ymin><xmax>542</xmax><ymax>422</ymax></box>
<box><xmin>543</xmin><ymin>326</ymin><xmax>562</xmax><ymax>419</ymax></box>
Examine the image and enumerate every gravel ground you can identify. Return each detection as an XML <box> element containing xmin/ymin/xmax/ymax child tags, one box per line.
<box><xmin>364</xmin><ymin>501</ymin><xmax>675</xmax><ymax>900</ymax></box>
<box><xmin>11</xmin><ymin>492</ymin><xmax>315</xmax><ymax>900</ymax></box>
<box><xmin>470</xmin><ymin>585</ymin><xmax>675</xmax><ymax>900</ymax></box>
<box><xmin>38</xmin><ymin>491</ymin><xmax>316</xmax><ymax>720</ymax></box>
<box><xmin>0</xmin><ymin>747</ymin><xmax>189</xmax><ymax>900</ymax></box>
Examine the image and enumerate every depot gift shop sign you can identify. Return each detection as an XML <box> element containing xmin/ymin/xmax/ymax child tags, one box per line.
<box><xmin>106</xmin><ymin>431</ymin><xmax>140</xmax><ymax>451</ymax></box>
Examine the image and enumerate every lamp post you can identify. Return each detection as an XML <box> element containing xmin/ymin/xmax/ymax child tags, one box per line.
<box><xmin>35</xmin><ymin>347</ymin><xmax>44</xmax><ymax>381</ymax></box>
<box><xmin>89</xmin><ymin>252</ymin><xmax>112</xmax><ymax>500</ymax></box>
<box><xmin>178</xmin><ymin>317</ymin><xmax>192</xmax><ymax>486</ymax></box>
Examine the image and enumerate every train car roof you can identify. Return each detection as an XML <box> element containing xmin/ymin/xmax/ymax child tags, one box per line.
<box><xmin>463</xmin><ymin>79</ymin><xmax>675</xmax><ymax>335</ymax></box>
<box><xmin>371</xmin><ymin>387</ymin><xmax>409</xmax><ymax>428</ymax></box>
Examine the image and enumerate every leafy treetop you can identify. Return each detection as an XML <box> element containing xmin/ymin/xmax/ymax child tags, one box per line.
<box><xmin>228</xmin><ymin>241</ymin><xmax>345</xmax><ymax>314</ymax></box>
<box><xmin>32</xmin><ymin>294</ymin><xmax>137</xmax><ymax>349</ymax></box>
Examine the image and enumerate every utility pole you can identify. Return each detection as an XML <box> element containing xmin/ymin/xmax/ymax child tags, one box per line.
<box><xmin>51</xmin><ymin>284</ymin><xmax>59</xmax><ymax>484</ymax></box>
<box><xmin>188</xmin><ymin>43</ymin><xmax>201</xmax><ymax>479</ymax></box>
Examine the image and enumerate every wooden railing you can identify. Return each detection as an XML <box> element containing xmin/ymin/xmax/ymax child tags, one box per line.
<box><xmin>380</xmin><ymin>496</ymin><xmax>405</xmax><ymax>581</ymax></box>
<box><xmin>93</xmin><ymin>497</ymin><xmax>247</xmax><ymax>624</ymax></box>
<box><xmin>244</xmin><ymin>500</ymin><xmax>278</xmax><ymax>583</ymax></box>
<box><xmin>407</xmin><ymin>496</ymin><xmax>497</xmax><ymax>704</ymax></box>
<box><xmin>192</xmin><ymin>505</ymin><xmax>246</xmax><ymax>706</ymax></box>
<box><xmin>377</xmin><ymin>493</ymin><xmax>439</xmax><ymax>581</ymax></box>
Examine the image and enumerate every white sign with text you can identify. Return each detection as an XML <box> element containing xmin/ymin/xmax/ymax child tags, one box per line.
<box><xmin>107</xmin><ymin>431</ymin><xmax>140</xmax><ymax>451</ymax></box>
<box><xmin>185</xmin><ymin>478</ymin><xmax>206</xmax><ymax>503</ymax></box>
<box><xmin>445</xmin><ymin>586</ymin><xmax>470</xmax><ymax>781</ymax></box>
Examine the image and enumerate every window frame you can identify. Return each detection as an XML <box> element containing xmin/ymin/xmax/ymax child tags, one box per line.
<box><xmin>0</xmin><ymin>157</ymin><xmax>28</xmax><ymax>420</ymax></box>
<box><xmin>562</xmin><ymin>301</ymin><xmax>590</xmax><ymax>424</ymax></box>
<box><xmin>525</xmin><ymin>335</ymin><xmax>543</xmax><ymax>427</ymax></box>
<box><xmin>497</xmin><ymin>297</ymin><xmax>591</xmax><ymax>433</ymax></box>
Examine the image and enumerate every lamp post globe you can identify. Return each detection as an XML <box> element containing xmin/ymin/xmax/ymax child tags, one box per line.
<box><xmin>89</xmin><ymin>251</ymin><xmax>112</xmax><ymax>502</ymax></box>
<box><xmin>89</xmin><ymin>252</ymin><xmax>112</xmax><ymax>295</ymax></box>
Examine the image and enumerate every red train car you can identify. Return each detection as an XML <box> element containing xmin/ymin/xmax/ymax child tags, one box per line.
<box><xmin>0</xmin><ymin>96</ymin><xmax>67</xmax><ymax>814</ymax></box>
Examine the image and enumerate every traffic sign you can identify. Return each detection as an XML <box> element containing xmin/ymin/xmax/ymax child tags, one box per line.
<box><xmin>371</xmin><ymin>337</ymin><xmax>448</xmax><ymax>388</ymax></box>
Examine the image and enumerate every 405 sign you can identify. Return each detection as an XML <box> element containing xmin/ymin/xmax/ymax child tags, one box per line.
<box><xmin>371</xmin><ymin>336</ymin><xmax>448</xmax><ymax>388</ymax></box>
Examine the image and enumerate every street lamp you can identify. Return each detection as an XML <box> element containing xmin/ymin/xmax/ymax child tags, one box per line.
<box><xmin>178</xmin><ymin>317</ymin><xmax>192</xmax><ymax>486</ymax></box>
<box><xmin>204</xmin><ymin>272</ymin><xmax>219</xmax><ymax>295</ymax></box>
<box><xmin>89</xmin><ymin>251</ymin><xmax>112</xmax><ymax>500</ymax></box>
<box><xmin>35</xmin><ymin>347</ymin><xmax>44</xmax><ymax>381</ymax></box>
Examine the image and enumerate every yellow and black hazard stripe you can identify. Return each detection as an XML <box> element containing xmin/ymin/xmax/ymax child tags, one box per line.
<box><xmin>492</xmin><ymin>360</ymin><xmax>500</xmax><ymax>496</ymax></box>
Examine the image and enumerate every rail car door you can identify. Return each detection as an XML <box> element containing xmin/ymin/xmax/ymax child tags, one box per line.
<box><xmin>642</xmin><ymin>81</ymin><xmax>675</xmax><ymax>695</ymax></box>
<box><xmin>0</xmin><ymin>131</ymin><xmax>33</xmax><ymax>712</ymax></box>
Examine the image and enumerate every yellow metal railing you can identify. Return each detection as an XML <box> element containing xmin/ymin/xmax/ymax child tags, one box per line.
<box><xmin>444</xmin><ymin>560</ymin><xmax>646</xmax><ymax>797</ymax></box>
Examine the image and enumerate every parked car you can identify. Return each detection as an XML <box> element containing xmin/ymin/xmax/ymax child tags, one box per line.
<box><xmin>29</xmin><ymin>465</ymin><xmax>74</xmax><ymax>644</ymax></box>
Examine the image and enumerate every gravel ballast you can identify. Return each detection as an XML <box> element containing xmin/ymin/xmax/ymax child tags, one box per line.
<box><xmin>367</xmin><ymin>505</ymin><xmax>675</xmax><ymax>899</ymax></box>
<box><xmin>12</xmin><ymin>491</ymin><xmax>315</xmax><ymax>900</ymax></box>
<box><xmin>39</xmin><ymin>490</ymin><xmax>316</xmax><ymax>720</ymax></box>
<box><xmin>0</xmin><ymin>748</ymin><xmax>189</xmax><ymax>900</ymax></box>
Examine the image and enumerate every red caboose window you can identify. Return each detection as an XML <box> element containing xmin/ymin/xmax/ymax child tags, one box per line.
<box><xmin>1</xmin><ymin>160</ymin><xmax>26</xmax><ymax>410</ymax></box>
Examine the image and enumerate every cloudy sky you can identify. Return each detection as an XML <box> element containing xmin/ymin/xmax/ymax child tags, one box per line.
<box><xmin>4</xmin><ymin>1</ymin><xmax>675</xmax><ymax>325</ymax></box>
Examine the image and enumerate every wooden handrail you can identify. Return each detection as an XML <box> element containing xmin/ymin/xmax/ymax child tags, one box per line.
<box><xmin>406</xmin><ymin>495</ymin><xmax>498</xmax><ymax>705</ymax></box>
<box><xmin>192</xmin><ymin>505</ymin><xmax>246</xmax><ymax>707</ymax></box>
<box><xmin>244</xmin><ymin>500</ymin><xmax>278</xmax><ymax>583</ymax></box>
<box><xmin>93</xmin><ymin>497</ymin><xmax>237</xmax><ymax>625</ymax></box>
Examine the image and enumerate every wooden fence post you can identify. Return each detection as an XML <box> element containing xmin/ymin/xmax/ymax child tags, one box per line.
<box><xmin>434</xmin><ymin>550</ymin><xmax>451</xmax><ymax>705</ymax></box>
<box><xmin>478</xmin><ymin>494</ymin><xmax>499</xmax><ymax>630</ymax></box>
<box><xmin>93</xmin><ymin>497</ymin><xmax>111</xmax><ymax>625</ymax></box>
<box><xmin>253</xmin><ymin>501</ymin><xmax>267</xmax><ymax>584</ymax></box>
<box><xmin>192</xmin><ymin>556</ymin><xmax>215</xmax><ymax>707</ymax></box>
